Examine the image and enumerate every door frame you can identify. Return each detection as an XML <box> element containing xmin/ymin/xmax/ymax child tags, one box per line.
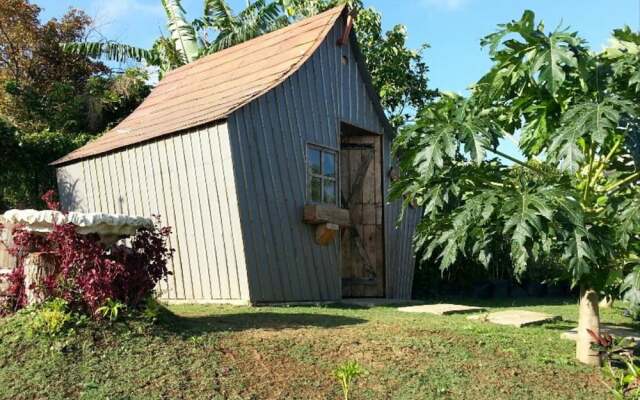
<box><xmin>339</xmin><ymin>121</ymin><xmax>386</xmax><ymax>298</ymax></box>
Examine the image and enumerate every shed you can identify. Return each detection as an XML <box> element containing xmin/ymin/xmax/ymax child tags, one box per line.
<box><xmin>53</xmin><ymin>6</ymin><xmax>421</xmax><ymax>304</ymax></box>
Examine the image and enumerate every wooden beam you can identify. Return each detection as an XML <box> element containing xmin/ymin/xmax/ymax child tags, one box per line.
<box><xmin>350</xmin><ymin>226</ymin><xmax>375</xmax><ymax>277</ymax></box>
<box><xmin>346</xmin><ymin>149</ymin><xmax>373</xmax><ymax>207</ymax></box>
<box><xmin>315</xmin><ymin>223</ymin><xmax>339</xmax><ymax>246</ymax></box>
<box><xmin>337</xmin><ymin>14</ymin><xmax>354</xmax><ymax>46</ymax></box>
<box><xmin>303</xmin><ymin>204</ymin><xmax>350</xmax><ymax>226</ymax></box>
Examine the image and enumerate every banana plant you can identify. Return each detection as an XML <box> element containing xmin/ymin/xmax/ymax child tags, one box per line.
<box><xmin>63</xmin><ymin>0</ymin><xmax>196</xmax><ymax>77</ymax></box>
<box><xmin>392</xmin><ymin>11</ymin><xmax>640</xmax><ymax>366</ymax></box>
<box><xmin>196</xmin><ymin>0</ymin><xmax>288</xmax><ymax>54</ymax></box>
<box><xmin>161</xmin><ymin>0</ymin><xmax>199</xmax><ymax>63</ymax></box>
<box><xmin>63</xmin><ymin>0</ymin><xmax>288</xmax><ymax>78</ymax></box>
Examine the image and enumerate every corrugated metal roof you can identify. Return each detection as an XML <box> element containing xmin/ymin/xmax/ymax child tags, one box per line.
<box><xmin>53</xmin><ymin>5</ymin><xmax>346</xmax><ymax>165</ymax></box>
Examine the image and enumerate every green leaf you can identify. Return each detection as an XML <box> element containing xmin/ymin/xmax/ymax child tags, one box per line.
<box><xmin>532</xmin><ymin>32</ymin><xmax>578</xmax><ymax>98</ymax></box>
<box><xmin>548</xmin><ymin>97</ymin><xmax>633</xmax><ymax>172</ymax></box>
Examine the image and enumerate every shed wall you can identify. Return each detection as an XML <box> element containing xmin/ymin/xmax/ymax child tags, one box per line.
<box><xmin>228</xmin><ymin>16</ymin><xmax>420</xmax><ymax>302</ymax></box>
<box><xmin>57</xmin><ymin>122</ymin><xmax>250</xmax><ymax>302</ymax></box>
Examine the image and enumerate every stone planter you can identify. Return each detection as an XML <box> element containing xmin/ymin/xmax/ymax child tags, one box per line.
<box><xmin>1</xmin><ymin>209</ymin><xmax>153</xmax><ymax>305</ymax></box>
<box><xmin>1</xmin><ymin>210</ymin><xmax>152</xmax><ymax>246</ymax></box>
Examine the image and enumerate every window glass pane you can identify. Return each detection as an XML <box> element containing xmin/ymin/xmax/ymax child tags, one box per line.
<box><xmin>310</xmin><ymin>177</ymin><xmax>322</xmax><ymax>202</ymax></box>
<box><xmin>309</xmin><ymin>148</ymin><xmax>321</xmax><ymax>175</ymax></box>
<box><xmin>323</xmin><ymin>179</ymin><xmax>336</xmax><ymax>204</ymax></box>
<box><xmin>322</xmin><ymin>152</ymin><xmax>336</xmax><ymax>178</ymax></box>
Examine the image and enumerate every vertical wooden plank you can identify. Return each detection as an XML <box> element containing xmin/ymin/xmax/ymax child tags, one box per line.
<box><xmin>177</xmin><ymin>133</ymin><xmax>204</xmax><ymax>299</ymax></box>
<box><xmin>142</xmin><ymin>144</ymin><xmax>167</xmax><ymax>296</ymax></box>
<box><xmin>157</xmin><ymin>139</ymin><xmax>183</xmax><ymax>299</ymax></box>
<box><xmin>101</xmin><ymin>157</ymin><xmax>113</xmax><ymax>212</ymax></box>
<box><xmin>92</xmin><ymin>158</ymin><xmax>105</xmax><ymax>212</ymax></box>
<box><xmin>178</xmin><ymin>134</ymin><xmax>204</xmax><ymax>299</ymax></box>
<box><xmin>87</xmin><ymin>159</ymin><xmax>96</xmax><ymax>212</ymax></box>
<box><xmin>82</xmin><ymin>161</ymin><xmax>95</xmax><ymax>212</ymax></box>
<box><xmin>135</xmin><ymin>147</ymin><xmax>151</xmax><ymax>217</ymax></box>
<box><xmin>125</xmin><ymin>149</ymin><xmax>140</xmax><ymax>215</ymax></box>
<box><xmin>122</xmin><ymin>152</ymin><xmax>133</xmax><ymax>215</ymax></box>
<box><xmin>203</xmin><ymin>126</ymin><xmax>230</xmax><ymax>299</ymax></box>
<box><xmin>191</xmin><ymin>131</ymin><xmax>216</xmax><ymax>300</ymax></box>
<box><xmin>115</xmin><ymin>153</ymin><xmax>129</xmax><ymax>215</ymax></box>
<box><xmin>253</xmin><ymin>97</ymin><xmax>291</xmax><ymax>301</ymax></box>
<box><xmin>375</xmin><ymin>136</ymin><xmax>384</xmax><ymax>297</ymax></box>
<box><xmin>229</xmin><ymin>114</ymin><xmax>269</xmax><ymax>302</ymax></box>
<box><xmin>217</xmin><ymin>123</ymin><xmax>250</xmax><ymax>299</ymax></box>
<box><xmin>363</xmin><ymin>224</ymin><xmax>376</xmax><ymax>297</ymax></box>
<box><xmin>210</xmin><ymin>124</ymin><xmax>237</xmax><ymax>300</ymax></box>
<box><xmin>147</xmin><ymin>141</ymin><xmax>172</xmax><ymax>298</ymax></box>
<box><xmin>142</xmin><ymin>147</ymin><xmax>159</xmax><ymax>216</ymax></box>
<box><xmin>101</xmin><ymin>157</ymin><xmax>113</xmax><ymax>213</ymax></box>
<box><xmin>168</xmin><ymin>136</ymin><xmax>194</xmax><ymax>299</ymax></box>
<box><xmin>310</xmin><ymin>53</ymin><xmax>333</xmax><ymax>147</ymax></box>
<box><xmin>79</xmin><ymin>163</ymin><xmax>89</xmax><ymax>212</ymax></box>
<box><xmin>198</xmin><ymin>127</ymin><xmax>223</xmax><ymax>300</ymax></box>
<box><xmin>106</xmin><ymin>154</ymin><xmax>121</xmax><ymax>214</ymax></box>
<box><xmin>349</xmin><ymin>147</ymin><xmax>363</xmax><ymax>297</ymax></box>
<box><xmin>376</xmin><ymin>225</ymin><xmax>385</xmax><ymax>296</ymax></box>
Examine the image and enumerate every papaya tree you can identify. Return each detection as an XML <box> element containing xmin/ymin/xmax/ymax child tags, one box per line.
<box><xmin>391</xmin><ymin>11</ymin><xmax>640</xmax><ymax>366</ymax></box>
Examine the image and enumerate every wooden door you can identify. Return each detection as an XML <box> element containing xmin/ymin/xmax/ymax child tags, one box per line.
<box><xmin>340</xmin><ymin>132</ymin><xmax>384</xmax><ymax>298</ymax></box>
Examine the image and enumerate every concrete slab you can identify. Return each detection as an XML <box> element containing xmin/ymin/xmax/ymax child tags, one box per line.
<box><xmin>397</xmin><ymin>304</ymin><xmax>486</xmax><ymax>316</ymax></box>
<box><xmin>561</xmin><ymin>325</ymin><xmax>640</xmax><ymax>342</ymax></box>
<box><xmin>468</xmin><ymin>310</ymin><xmax>560</xmax><ymax>327</ymax></box>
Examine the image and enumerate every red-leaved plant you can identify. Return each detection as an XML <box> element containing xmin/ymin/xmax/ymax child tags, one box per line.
<box><xmin>0</xmin><ymin>191</ymin><xmax>173</xmax><ymax>317</ymax></box>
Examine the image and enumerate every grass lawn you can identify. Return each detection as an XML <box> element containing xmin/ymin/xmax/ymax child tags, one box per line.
<box><xmin>0</xmin><ymin>297</ymin><xmax>635</xmax><ymax>399</ymax></box>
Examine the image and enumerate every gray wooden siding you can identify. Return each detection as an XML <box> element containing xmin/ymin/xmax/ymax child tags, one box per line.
<box><xmin>383</xmin><ymin>132</ymin><xmax>421</xmax><ymax>299</ymax></box>
<box><xmin>228</xmin><ymin>15</ymin><xmax>419</xmax><ymax>301</ymax></box>
<box><xmin>57</xmin><ymin>122</ymin><xmax>250</xmax><ymax>302</ymax></box>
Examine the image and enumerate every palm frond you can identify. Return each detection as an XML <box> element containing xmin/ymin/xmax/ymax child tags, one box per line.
<box><xmin>61</xmin><ymin>41</ymin><xmax>158</xmax><ymax>65</ymax></box>
<box><xmin>204</xmin><ymin>0</ymin><xmax>288</xmax><ymax>53</ymax></box>
<box><xmin>203</xmin><ymin>0</ymin><xmax>235</xmax><ymax>30</ymax></box>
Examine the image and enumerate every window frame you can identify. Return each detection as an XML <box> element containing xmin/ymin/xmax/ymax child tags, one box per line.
<box><xmin>306</xmin><ymin>143</ymin><xmax>339</xmax><ymax>206</ymax></box>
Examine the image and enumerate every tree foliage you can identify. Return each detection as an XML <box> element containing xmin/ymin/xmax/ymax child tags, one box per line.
<box><xmin>393</xmin><ymin>11</ymin><xmax>640</xmax><ymax>297</ymax></box>
<box><xmin>352</xmin><ymin>6</ymin><xmax>436</xmax><ymax>127</ymax></box>
<box><xmin>0</xmin><ymin>1</ymin><xmax>151</xmax><ymax>209</ymax></box>
<box><xmin>198</xmin><ymin>0</ymin><xmax>288</xmax><ymax>53</ymax></box>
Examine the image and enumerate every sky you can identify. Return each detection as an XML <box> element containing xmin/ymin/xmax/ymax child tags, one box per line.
<box><xmin>36</xmin><ymin>0</ymin><xmax>640</xmax><ymax>94</ymax></box>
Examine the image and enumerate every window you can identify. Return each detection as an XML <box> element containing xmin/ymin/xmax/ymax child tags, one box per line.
<box><xmin>307</xmin><ymin>145</ymin><xmax>337</xmax><ymax>205</ymax></box>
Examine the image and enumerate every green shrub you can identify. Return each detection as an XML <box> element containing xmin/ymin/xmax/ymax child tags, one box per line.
<box><xmin>28</xmin><ymin>298</ymin><xmax>72</xmax><ymax>336</ymax></box>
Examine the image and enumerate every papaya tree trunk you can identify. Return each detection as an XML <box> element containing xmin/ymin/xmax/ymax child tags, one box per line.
<box><xmin>599</xmin><ymin>295</ymin><xmax>614</xmax><ymax>309</ymax></box>
<box><xmin>576</xmin><ymin>287</ymin><xmax>601</xmax><ymax>366</ymax></box>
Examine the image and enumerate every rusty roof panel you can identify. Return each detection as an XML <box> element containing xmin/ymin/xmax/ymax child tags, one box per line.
<box><xmin>53</xmin><ymin>5</ymin><xmax>346</xmax><ymax>165</ymax></box>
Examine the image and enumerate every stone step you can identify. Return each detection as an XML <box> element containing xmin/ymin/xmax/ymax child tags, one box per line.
<box><xmin>398</xmin><ymin>304</ymin><xmax>486</xmax><ymax>315</ymax></box>
<box><xmin>468</xmin><ymin>310</ymin><xmax>561</xmax><ymax>328</ymax></box>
